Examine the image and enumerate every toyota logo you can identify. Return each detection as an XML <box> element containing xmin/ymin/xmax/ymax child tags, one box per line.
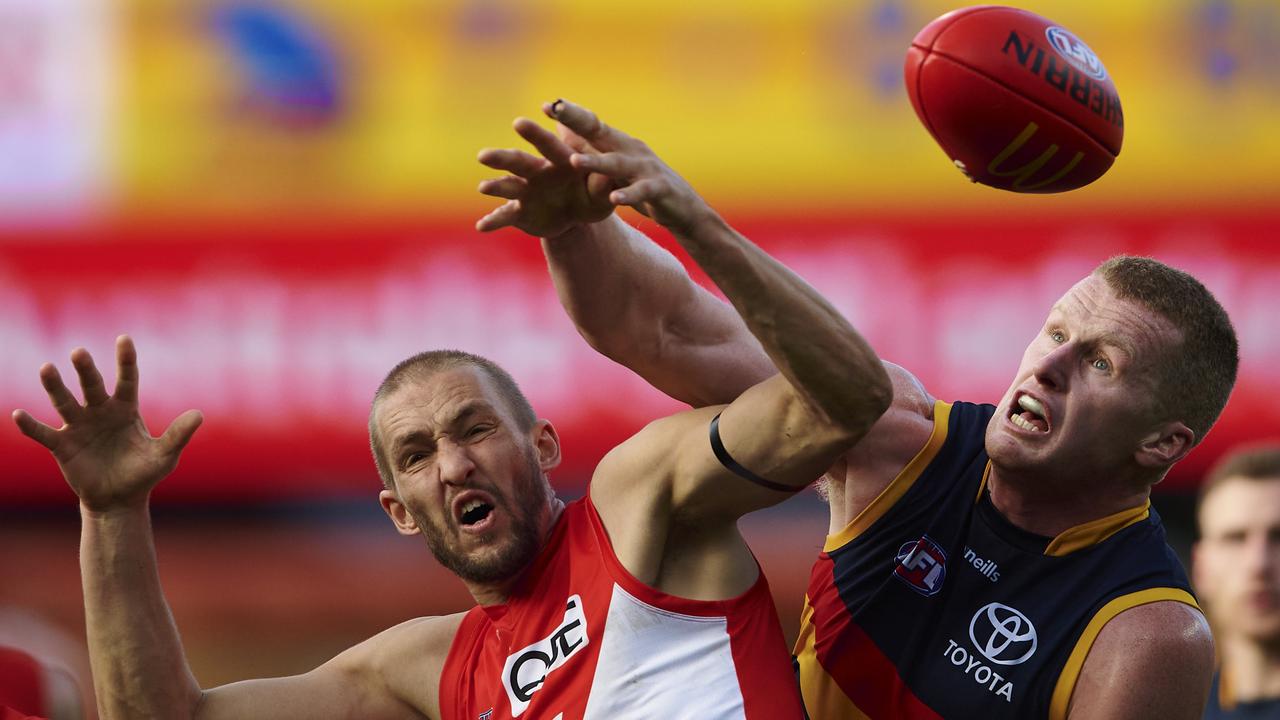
<box><xmin>968</xmin><ymin>602</ymin><xmax>1038</xmax><ymax>666</ymax></box>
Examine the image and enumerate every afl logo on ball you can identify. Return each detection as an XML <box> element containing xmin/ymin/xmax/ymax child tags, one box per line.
<box><xmin>969</xmin><ymin>602</ymin><xmax>1038</xmax><ymax>666</ymax></box>
<box><xmin>1045</xmin><ymin>26</ymin><xmax>1108</xmax><ymax>81</ymax></box>
<box><xmin>894</xmin><ymin>536</ymin><xmax>947</xmax><ymax>596</ymax></box>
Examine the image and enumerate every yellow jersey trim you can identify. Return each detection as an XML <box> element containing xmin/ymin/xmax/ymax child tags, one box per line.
<box><xmin>1044</xmin><ymin>501</ymin><xmax>1151</xmax><ymax>557</ymax></box>
<box><xmin>1048</xmin><ymin>587</ymin><xmax>1200</xmax><ymax>720</ymax></box>
<box><xmin>824</xmin><ymin>401</ymin><xmax>952</xmax><ymax>553</ymax></box>
<box><xmin>794</xmin><ymin>596</ymin><xmax>871</xmax><ymax>719</ymax></box>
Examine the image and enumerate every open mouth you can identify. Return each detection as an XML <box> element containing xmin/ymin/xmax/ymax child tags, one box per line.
<box><xmin>1009</xmin><ymin>393</ymin><xmax>1051</xmax><ymax>434</ymax></box>
<box><xmin>459</xmin><ymin>499</ymin><xmax>494</xmax><ymax>527</ymax></box>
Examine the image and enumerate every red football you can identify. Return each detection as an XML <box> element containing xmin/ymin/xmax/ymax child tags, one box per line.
<box><xmin>904</xmin><ymin>6</ymin><xmax>1123</xmax><ymax>193</ymax></box>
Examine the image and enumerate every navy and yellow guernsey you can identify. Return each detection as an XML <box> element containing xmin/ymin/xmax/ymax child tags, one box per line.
<box><xmin>794</xmin><ymin>400</ymin><xmax>1198</xmax><ymax>719</ymax></box>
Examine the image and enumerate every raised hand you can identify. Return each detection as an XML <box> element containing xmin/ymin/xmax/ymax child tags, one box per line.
<box><xmin>476</xmin><ymin>109</ymin><xmax>617</xmax><ymax>238</ymax></box>
<box><xmin>544</xmin><ymin>99</ymin><xmax>717</xmax><ymax>237</ymax></box>
<box><xmin>11</xmin><ymin>335</ymin><xmax>202</xmax><ymax>512</ymax></box>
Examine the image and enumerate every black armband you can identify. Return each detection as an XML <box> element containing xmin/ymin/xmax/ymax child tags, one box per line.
<box><xmin>708</xmin><ymin>413</ymin><xmax>801</xmax><ymax>494</ymax></box>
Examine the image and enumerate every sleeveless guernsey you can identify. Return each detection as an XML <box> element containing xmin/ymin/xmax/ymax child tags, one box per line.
<box><xmin>440</xmin><ymin>496</ymin><xmax>803</xmax><ymax>720</ymax></box>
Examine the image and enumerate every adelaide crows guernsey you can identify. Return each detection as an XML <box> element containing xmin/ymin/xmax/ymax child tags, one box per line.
<box><xmin>794</xmin><ymin>400</ymin><xmax>1198</xmax><ymax>719</ymax></box>
<box><xmin>439</xmin><ymin>495</ymin><xmax>803</xmax><ymax>720</ymax></box>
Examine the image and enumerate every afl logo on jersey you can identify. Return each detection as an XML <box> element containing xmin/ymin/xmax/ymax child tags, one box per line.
<box><xmin>502</xmin><ymin>595</ymin><xmax>590</xmax><ymax>716</ymax></box>
<box><xmin>894</xmin><ymin>536</ymin><xmax>947</xmax><ymax>596</ymax></box>
<box><xmin>969</xmin><ymin>602</ymin><xmax>1038</xmax><ymax>666</ymax></box>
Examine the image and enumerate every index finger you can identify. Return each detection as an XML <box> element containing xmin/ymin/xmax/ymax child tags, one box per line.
<box><xmin>544</xmin><ymin>99</ymin><xmax>631</xmax><ymax>153</ymax></box>
<box><xmin>114</xmin><ymin>334</ymin><xmax>139</xmax><ymax>404</ymax></box>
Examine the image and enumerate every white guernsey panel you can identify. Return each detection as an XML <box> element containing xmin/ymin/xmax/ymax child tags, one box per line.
<box><xmin>582</xmin><ymin>585</ymin><xmax>747</xmax><ymax>719</ymax></box>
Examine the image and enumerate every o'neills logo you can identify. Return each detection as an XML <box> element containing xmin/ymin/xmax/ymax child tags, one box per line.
<box><xmin>963</xmin><ymin>546</ymin><xmax>1000</xmax><ymax>583</ymax></box>
<box><xmin>502</xmin><ymin>595</ymin><xmax>589</xmax><ymax>716</ymax></box>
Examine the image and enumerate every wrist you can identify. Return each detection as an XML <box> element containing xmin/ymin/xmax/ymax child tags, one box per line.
<box><xmin>542</xmin><ymin>213</ymin><xmax>623</xmax><ymax>243</ymax></box>
<box><xmin>80</xmin><ymin>496</ymin><xmax>151</xmax><ymax>522</ymax></box>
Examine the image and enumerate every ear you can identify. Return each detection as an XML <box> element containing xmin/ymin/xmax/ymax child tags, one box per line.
<box><xmin>531</xmin><ymin>419</ymin><xmax>562</xmax><ymax>472</ymax></box>
<box><xmin>379</xmin><ymin>489</ymin><xmax>421</xmax><ymax>537</ymax></box>
<box><xmin>1135</xmin><ymin>421</ymin><xmax>1195</xmax><ymax>469</ymax></box>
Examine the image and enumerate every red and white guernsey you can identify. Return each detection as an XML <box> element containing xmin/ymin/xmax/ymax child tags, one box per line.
<box><xmin>439</xmin><ymin>496</ymin><xmax>803</xmax><ymax>720</ymax></box>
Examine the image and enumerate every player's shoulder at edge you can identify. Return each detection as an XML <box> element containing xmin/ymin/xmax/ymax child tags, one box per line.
<box><xmin>327</xmin><ymin>613</ymin><xmax>469</xmax><ymax>705</ymax></box>
<box><xmin>1067</xmin><ymin>600</ymin><xmax>1214</xmax><ymax>720</ymax></box>
<box><xmin>589</xmin><ymin>406</ymin><xmax>724</xmax><ymax>503</ymax></box>
<box><xmin>883</xmin><ymin>360</ymin><xmax>935</xmax><ymax>419</ymax></box>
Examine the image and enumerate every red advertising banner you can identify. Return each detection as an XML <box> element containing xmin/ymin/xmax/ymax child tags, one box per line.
<box><xmin>1</xmin><ymin>210</ymin><xmax>1276</xmax><ymax>504</ymax></box>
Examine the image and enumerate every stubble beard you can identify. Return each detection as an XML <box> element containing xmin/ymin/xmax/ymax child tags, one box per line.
<box><xmin>414</xmin><ymin>448</ymin><xmax>548</xmax><ymax>585</ymax></box>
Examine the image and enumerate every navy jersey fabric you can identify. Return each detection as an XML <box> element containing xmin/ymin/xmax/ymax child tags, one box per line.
<box><xmin>1205</xmin><ymin>674</ymin><xmax>1280</xmax><ymax>719</ymax></box>
<box><xmin>795</xmin><ymin>400</ymin><xmax>1197</xmax><ymax>719</ymax></box>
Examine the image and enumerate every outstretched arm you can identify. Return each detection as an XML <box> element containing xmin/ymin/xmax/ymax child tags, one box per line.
<box><xmin>12</xmin><ymin>338</ymin><xmax>433</xmax><ymax>720</ymax></box>
<box><xmin>13</xmin><ymin>336</ymin><xmax>204</xmax><ymax>719</ymax></box>
<box><xmin>477</xmin><ymin>112</ymin><xmax>774</xmax><ymax>408</ymax></box>
<box><xmin>514</xmin><ymin>101</ymin><xmax>896</xmax><ymax>596</ymax></box>
<box><xmin>479</xmin><ymin>101</ymin><xmax>937</xmax><ymax>530</ymax></box>
<box><xmin>542</xmin><ymin>99</ymin><xmax>890</xmax><ymax>434</ymax></box>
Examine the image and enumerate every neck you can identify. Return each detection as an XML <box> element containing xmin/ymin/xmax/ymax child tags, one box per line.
<box><xmin>987</xmin><ymin>464</ymin><xmax>1150</xmax><ymax>538</ymax></box>
<box><xmin>1221</xmin><ymin>635</ymin><xmax>1280</xmax><ymax>702</ymax></box>
<box><xmin>465</xmin><ymin>497</ymin><xmax>566</xmax><ymax>606</ymax></box>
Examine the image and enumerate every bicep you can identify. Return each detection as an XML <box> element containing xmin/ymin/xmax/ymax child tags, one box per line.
<box><xmin>597</xmin><ymin>374</ymin><xmax>854</xmax><ymax>527</ymax></box>
<box><xmin>197</xmin><ymin>667</ymin><xmax>413</xmax><ymax>720</ymax></box>
<box><xmin>1065</xmin><ymin>601</ymin><xmax>1214</xmax><ymax>720</ymax></box>
<box><xmin>195</xmin><ymin>615</ymin><xmax>462</xmax><ymax>720</ymax></box>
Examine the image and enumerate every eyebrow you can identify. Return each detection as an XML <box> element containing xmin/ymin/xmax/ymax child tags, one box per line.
<box><xmin>1094</xmin><ymin>332</ymin><xmax>1135</xmax><ymax>358</ymax></box>
<box><xmin>1045</xmin><ymin>306</ymin><xmax>1136</xmax><ymax>359</ymax></box>
<box><xmin>388</xmin><ymin>402</ymin><xmax>494</xmax><ymax>455</ymax></box>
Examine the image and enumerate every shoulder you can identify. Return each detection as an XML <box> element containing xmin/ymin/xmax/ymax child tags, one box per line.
<box><xmin>327</xmin><ymin>612</ymin><xmax>471</xmax><ymax>718</ymax></box>
<box><xmin>844</xmin><ymin>361</ymin><xmax>936</xmax><ymax>469</ymax></box>
<box><xmin>1065</xmin><ymin>600</ymin><xmax>1214</xmax><ymax>719</ymax></box>
<box><xmin>590</xmin><ymin>406</ymin><xmax>719</xmax><ymax>506</ymax></box>
<box><xmin>829</xmin><ymin>362</ymin><xmax>937</xmax><ymax>522</ymax></box>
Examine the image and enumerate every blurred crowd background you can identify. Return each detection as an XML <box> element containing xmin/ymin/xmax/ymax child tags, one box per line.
<box><xmin>1</xmin><ymin>0</ymin><xmax>1277</xmax><ymax>712</ymax></box>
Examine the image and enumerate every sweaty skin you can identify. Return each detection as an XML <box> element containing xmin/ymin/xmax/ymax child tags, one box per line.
<box><xmin>477</xmin><ymin>99</ymin><xmax>1216</xmax><ymax>719</ymax></box>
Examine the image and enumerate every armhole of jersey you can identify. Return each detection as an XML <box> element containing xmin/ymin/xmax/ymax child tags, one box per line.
<box><xmin>583</xmin><ymin>492</ymin><xmax>768</xmax><ymax>614</ymax></box>
<box><xmin>794</xmin><ymin>596</ymin><xmax>873</xmax><ymax>719</ymax></box>
<box><xmin>824</xmin><ymin>400</ymin><xmax>952</xmax><ymax>552</ymax></box>
<box><xmin>437</xmin><ymin>609</ymin><xmax>485</xmax><ymax>720</ymax></box>
<box><xmin>1048</xmin><ymin>587</ymin><xmax>1201</xmax><ymax>720</ymax></box>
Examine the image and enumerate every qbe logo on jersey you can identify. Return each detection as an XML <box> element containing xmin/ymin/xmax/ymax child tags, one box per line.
<box><xmin>894</xmin><ymin>536</ymin><xmax>947</xmax><ymax>596</ymax></box>
<box><xmin>502</xmin><ymin>595</ymin><xmax>589</xmax><ymax>716</ymax></box>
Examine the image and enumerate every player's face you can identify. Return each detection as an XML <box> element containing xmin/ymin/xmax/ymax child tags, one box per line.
<box><xmin>986</xmin><ymin>274</ymin><xmax>1180</xmax><ymax>475</ymax></box>
<box><xmin>1194</xmin><ymin>478</ymin><xmax>1280</xmax><ymax>644</ymax></box>
<box><xmin>376</xmin><ymin>366</ymin><xmax>555</xmax><ymax>585</ymax></box>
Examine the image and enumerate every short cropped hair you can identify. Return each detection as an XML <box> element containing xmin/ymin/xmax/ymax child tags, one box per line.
<box><xmin>368</xmin><ymin>350</ymin><xmax>537</xmax><ymax>489</ymax></box>
<box><xmin>1095</xmin><ymin>256</ymin><xmax>1238</xmax><ymax>444</ymax></box>
<box><xmin>1197</xmin><ymin>444</ymin><xmax>1280</xmax><ymax>521</ymax></box>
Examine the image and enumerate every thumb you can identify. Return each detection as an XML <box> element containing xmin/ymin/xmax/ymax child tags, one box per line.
<box><xmin>159</xmin><ymin>409</ymin><xmax>204</xmax><ymax>455</ymax></box>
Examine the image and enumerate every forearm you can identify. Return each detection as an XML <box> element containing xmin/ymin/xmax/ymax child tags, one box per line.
<box><xmin>81</xmin><ymin>502</ymin><xmax>202</xmax><ymax>720</ymax></box>
<box><xmin>542</xmin><ymin>215</ymin><xmax>687</xmax><ymax>352</ymax></box>
<box><xmin>672</xmin><ymin>210</ymin><xmax>891</xmax><ymax>431</ymax></box>
<box><xmin>543</xmin><ymin>215</ymin><xmax>773</xmax><ymax>406</ymax></box>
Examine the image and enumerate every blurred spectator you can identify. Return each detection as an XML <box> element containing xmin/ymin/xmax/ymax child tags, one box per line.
<box><xmin>1195</xmin><ymin>444</ymin><xmax>1280</xmax><ymax>718</ymax></box>
<box><xmin>0</xmin><ymin>608</ymin><xmax>88</xmax><ymax>720</ymax></box>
